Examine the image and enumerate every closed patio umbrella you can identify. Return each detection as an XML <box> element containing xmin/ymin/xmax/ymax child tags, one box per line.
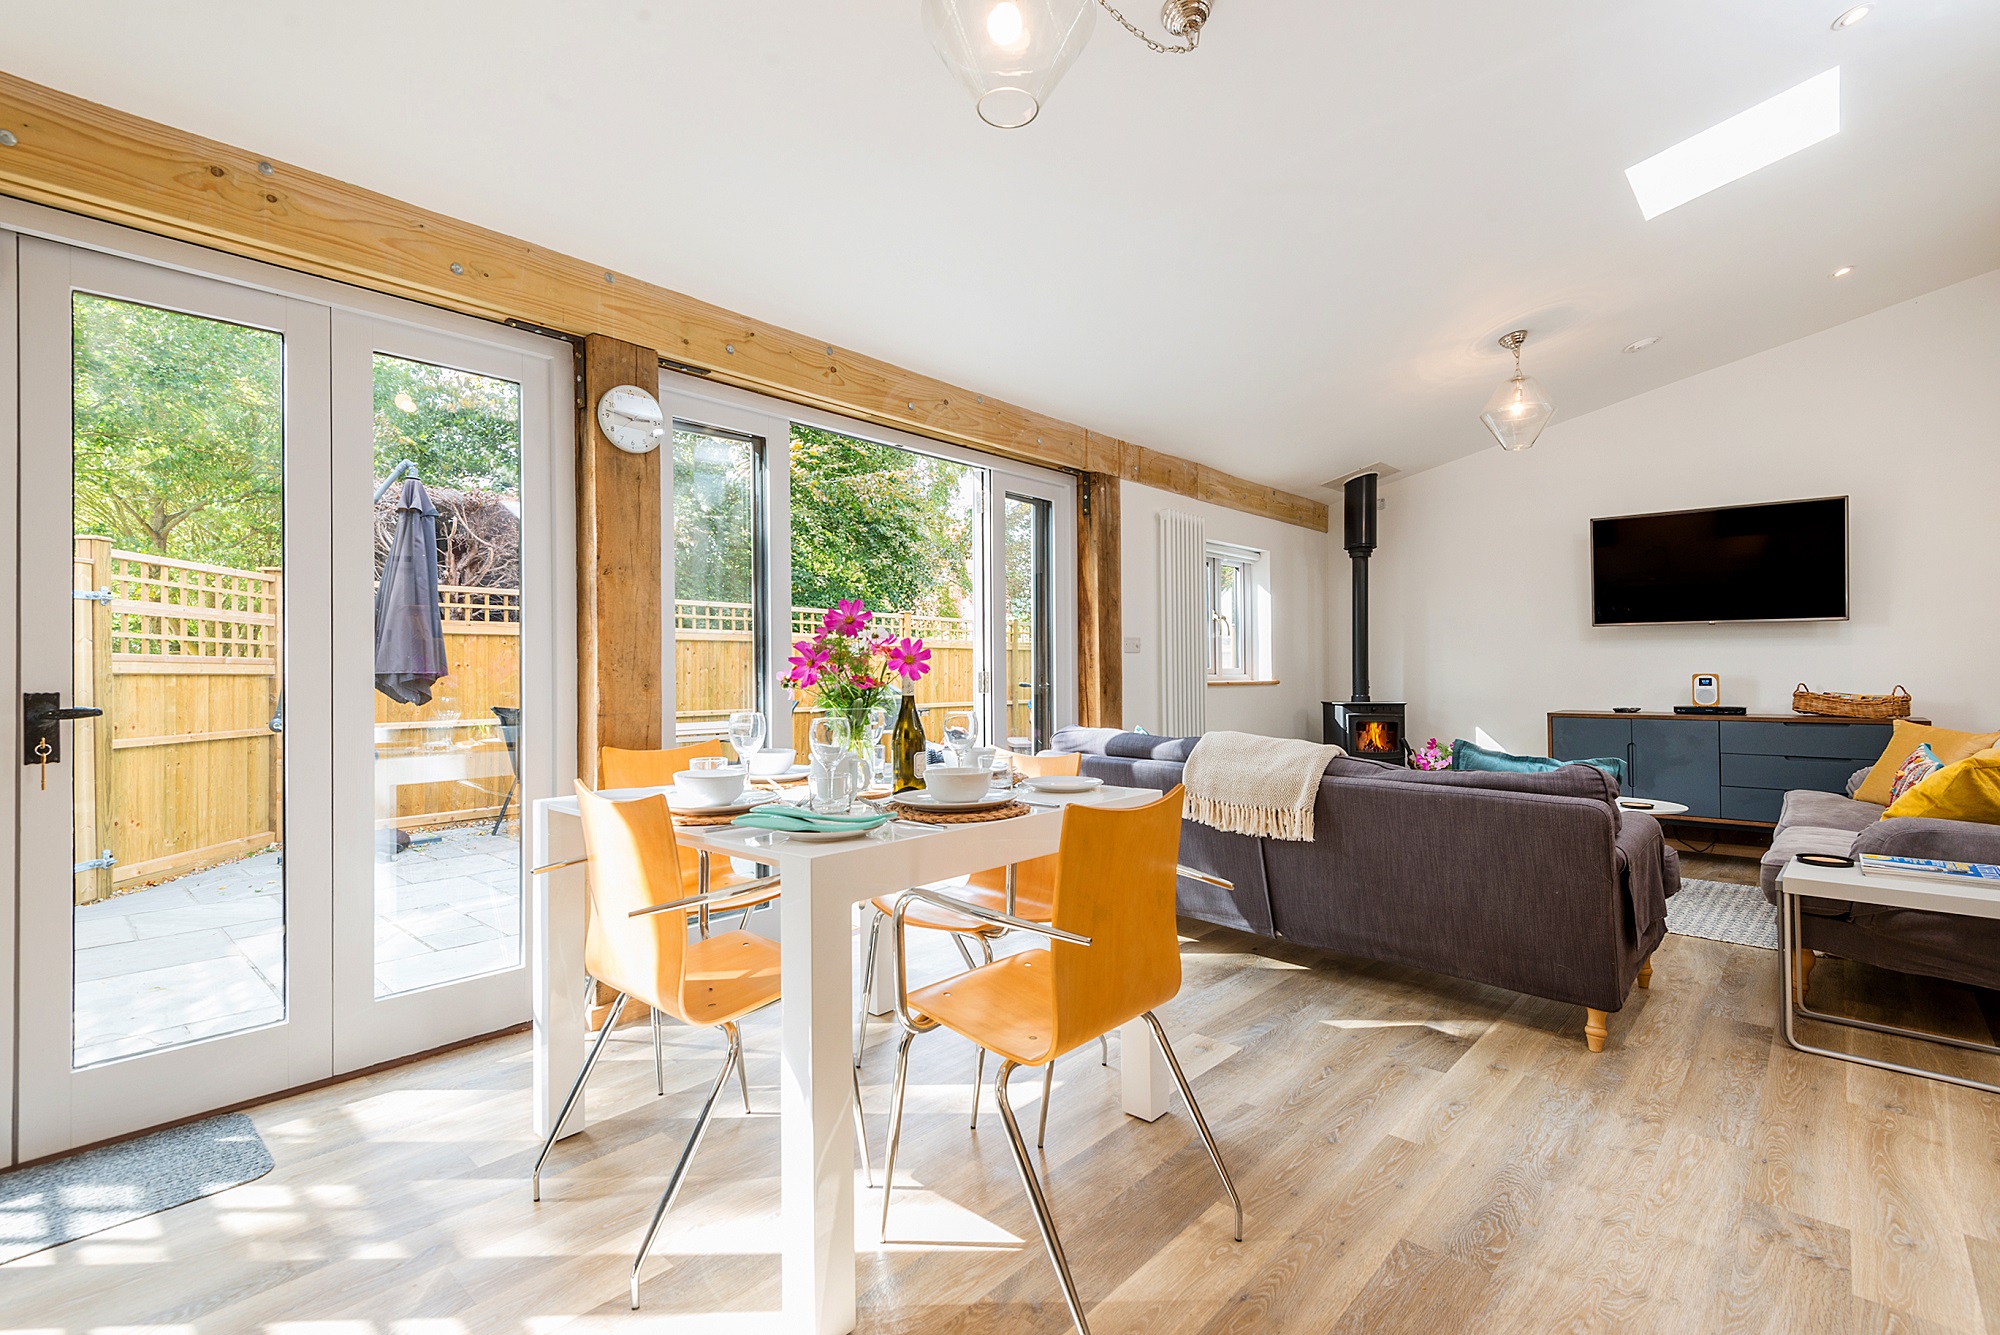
<box><xmin>375</xmin><ymin>476</ymin><xmax>449</xmax><ymax>706</ymax></box>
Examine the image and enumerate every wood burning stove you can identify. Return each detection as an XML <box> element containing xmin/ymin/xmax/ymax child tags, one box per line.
<box><xmin>1322</xmin><ymin>472</ymin><xmax>1410</xmax><ymax>765</ymax></box>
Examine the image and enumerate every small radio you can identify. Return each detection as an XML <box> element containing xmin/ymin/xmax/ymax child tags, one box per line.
<box><xmin>1691</xmin><ymin>673</ymin><xmax>1722</xmax><ymax>707</ymax></box>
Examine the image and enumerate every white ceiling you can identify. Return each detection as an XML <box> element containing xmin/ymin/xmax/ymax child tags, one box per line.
<box><xmin>5</xmin><ymin>1</ymin><xmax>1998</xmax><ymax>492</ymax></box>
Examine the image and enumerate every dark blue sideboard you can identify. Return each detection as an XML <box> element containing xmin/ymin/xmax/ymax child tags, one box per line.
<box><xmin>1547</xmin><ymin>712</ymin><xmax>1898</xmax><ymax>826</ymax></box>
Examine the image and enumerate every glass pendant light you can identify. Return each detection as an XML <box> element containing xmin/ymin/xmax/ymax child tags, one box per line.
<box><xmin>921</xmin><ymin>0</ymin><xmax>1099</xmax><ymax>129</ymax></box>
<box><xmin>1480</xmin><ymin>330</ymin><xmax>1556</xmax><ymax>452</ymax></box>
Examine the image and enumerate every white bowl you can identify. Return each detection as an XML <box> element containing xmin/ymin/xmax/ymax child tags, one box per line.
<box><xmin>748</xmin><ymin>746</ymin><xmax>797</xmax><ymax>776</ymax></box>
<box><xmin>924</xmin><ymin>766</ymin><xmax>991</xmax><ymax>804</ymax></box>
<box><xmin>676</xmin><ymin>765</ymin><xmax>747</xmax><ymax>806</ymax></box>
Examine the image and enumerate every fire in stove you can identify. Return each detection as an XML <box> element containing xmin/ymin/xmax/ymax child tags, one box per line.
<box><xmin>1355</xmin><ymin>721</ymin><xmax>1398</xmax><ymax>754</ymax></box>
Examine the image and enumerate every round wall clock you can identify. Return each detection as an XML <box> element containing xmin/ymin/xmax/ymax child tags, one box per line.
<box><xmin>596</xmin><ymin>383</ymin><xmax>666</xmax><ymax>454</ymax></box>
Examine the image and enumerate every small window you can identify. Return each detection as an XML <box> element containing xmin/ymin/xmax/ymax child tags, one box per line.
<box><xmin>1206</xmin><ymin>545</ymin><xmax>1259</xmax><ymax>680</ymax></box>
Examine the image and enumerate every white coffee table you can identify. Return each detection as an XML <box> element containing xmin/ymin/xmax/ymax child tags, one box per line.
<box><xmin>1776</xmin><ymin>857</ymin><xmax>2000</xmax><ymax>1094</ymax></box>
<box><xmin>1617</xmin><ymin>797</ymin><xmax>1689</xmax><ymax>817</ymax></box>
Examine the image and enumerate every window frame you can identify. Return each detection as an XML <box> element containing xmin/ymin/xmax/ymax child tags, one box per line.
<box><xmin>1205</xmin><ymin>542</ymin><xmax>1263</xmax><ymax>682</ymax></box>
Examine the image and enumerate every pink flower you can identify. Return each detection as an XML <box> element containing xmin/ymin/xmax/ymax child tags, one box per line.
<box><xmin>785</xmin><ymin>637</ymin><xmax>831</xmax><ymax>688</ymax></box>
<box><xmin>855</xmin><ymin>675</ymin><xmax>878</xmax><ymax>690</ymax></box>
<box><xmin>822</xmin><ymin>599</ymin><xmax>873</xmax><ymax>637</ymax></box>
<box><xmin>885</xmin><ymin>637</ymin><xmax>931</xmax><ymax>682</ymax></box>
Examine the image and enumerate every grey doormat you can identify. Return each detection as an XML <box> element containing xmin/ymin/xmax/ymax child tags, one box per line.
<box><xmin>0</xmin><ymin>1112</ymin><xmax>273</xmax><ymax>1263</ymax></box>
<box><xmin>1667</xmin><ymin>877</ymin><xmax>1778</xmax><ymax>951</ymax></box>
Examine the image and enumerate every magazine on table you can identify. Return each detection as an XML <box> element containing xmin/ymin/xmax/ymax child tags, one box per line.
<box><xmin>1856</xmin><ymin>853</ymin><xmax>2000</xmax><ymax>884</ymax></box>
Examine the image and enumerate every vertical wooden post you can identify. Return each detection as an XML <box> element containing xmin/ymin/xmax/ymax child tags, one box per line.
<box><xmin>1076</xmin><ymin>472</ymin><xmax>1122</xmax><ymax>729</ymax></box>
<box><xmin>73</xmin><ymin>537</ymin><xmax>115</xmax><ymax>904</ymax></box>
<box><xmin>576</xmin><ymin>334</ymin><xmax>664</xmax><ymax>786</ymax></box>
<box><xmin>263</xmin><ymin>565</ymin><xmax>284</xmax><ymax>853</ymax></box>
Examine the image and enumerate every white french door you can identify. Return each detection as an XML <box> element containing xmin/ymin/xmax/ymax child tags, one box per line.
<box><xmin>8</xmin><ymin>226</ymin><xmax>569</xmax><ymax>1160</ymax></box>
<box><xmin>330</xmin><ymin>311</ymin><xmax>556</xmax><ymax>1070</ymax></box>
<box><xmin>14</xmin><ymin>238</ymin><xmax>336</xmax><ymax>1157</ymax></box>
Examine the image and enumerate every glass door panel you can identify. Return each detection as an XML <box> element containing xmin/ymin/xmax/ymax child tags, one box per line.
<box><xmin>368</xmin><ymin>353</ymin><xmax>524</xmax><ymax>997</ymax></box>
<box><xmin>1004</xmin><ymin>494</ymin><xmax>1054</xmax><ymax>753</ymax></box>
<box><xmin>672</xmin><ymin>424</ymin><xmax>764</xmax><ymax>741</ymax></box>
<box><xmin>68</xmin><ymin>293</ymin><xmax>290</xmax><ymax>1064</ymax></box>
<box><xmin>786</xmin><ymin>424</ymin><xmax>982</xmax><ymax>752</ymax></box>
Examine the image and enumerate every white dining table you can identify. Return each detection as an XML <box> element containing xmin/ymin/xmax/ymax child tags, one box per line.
<box><xmin>529</xmin><ymin>782</ymin><xmax>1175</xmax><ymax>1335</ymax></box>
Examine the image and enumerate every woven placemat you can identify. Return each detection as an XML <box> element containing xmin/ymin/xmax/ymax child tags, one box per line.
<box><xmin>890</xmin><ymin>799</ymin><xmax>1032</xmax><ymax>825</ymax></box>
<box><xmin>674</xmin><ymin>811</ymin><xmax>748</xmax><ymax>827</ymax></box>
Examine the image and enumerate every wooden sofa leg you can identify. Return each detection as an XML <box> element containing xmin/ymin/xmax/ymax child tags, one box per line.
<box><xmin>1585</xmin><ymin>1009</ymin><xmax>1608</xmax><ymax>1053</ymax></box>
<box><xmin>1637</xmin><ymin>956</ymin><xmax>1653</xmax><ymax>989</ymax></box>
<box><xmin>1796</xmin><ymin>948</ymin><xmax>1816</xmax><ymax>1000</ymax></box>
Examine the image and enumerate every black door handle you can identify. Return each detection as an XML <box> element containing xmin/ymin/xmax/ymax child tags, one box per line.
<box><xmin>23</xmin><ymin>692</ymin><xmax>104</xmax><ymax>765</ymax></box>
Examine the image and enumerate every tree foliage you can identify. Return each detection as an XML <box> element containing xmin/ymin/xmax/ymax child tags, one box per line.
<box><xmin>73</xmin><ymin>295</ymin><xmax>285</xmax><ymax>568</ymax></box>
<box><xmin>70</xmin><ymin>300</ymin><xmax>525</xmax><ymax>577</ymax></box>
<box><xmin>672</xmin><ymin>424</ymin><xmax>975</xmax><ymax>620</ymax></box>
<box><xmin>785</xmin><ymin>425</ymin><xmax>972</xmax><ymax>616</ymax></box>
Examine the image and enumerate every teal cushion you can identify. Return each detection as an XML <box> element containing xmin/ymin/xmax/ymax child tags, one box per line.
<box><xmin>1450</xmin><ymin>738</ymin><xmax>1627</xmax><ymax>786</ymax></box>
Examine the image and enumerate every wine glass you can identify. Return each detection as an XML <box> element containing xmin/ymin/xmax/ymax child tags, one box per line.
<box><xmin>942</xmin><ymin>710</ymin><xmax>976</xmax><ymax>766</ymax></box>
<box><xmin>727</xmin><ymin>710</ymin><xmax>766</xmax><ymax>763</ymax></box>
<box><xmin>864</xmin><ymin>707</ymin><xmax>889</xmax><ymax>783</ymax></box>
<box><xmin>809</xmin><ymin>714</ymin><xmax>850</xmax><ymax>767</ymax></box>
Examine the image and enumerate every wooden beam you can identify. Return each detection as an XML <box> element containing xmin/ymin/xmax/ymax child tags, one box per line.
<box><xmin>0</xmin><ymin>70</ymin><xmax>1327</xmax><ymax>532</ymax></box>
<box><xmin>576</xmin><ymin>335</ymin><xmax>664</xmax><ymax>782</ymax></box>
<box><xmin>1076</xmin><ymin>472</ymin><xmax>1123</xmax><ymax>729</ymax></box>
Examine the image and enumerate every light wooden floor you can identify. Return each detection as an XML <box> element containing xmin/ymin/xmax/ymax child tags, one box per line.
<box><xmin>8</xmin><ymin>866</ymin><xmax>2000</xmax><ymax>1333</ymax></box>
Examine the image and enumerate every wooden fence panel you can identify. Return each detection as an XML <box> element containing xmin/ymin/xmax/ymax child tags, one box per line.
<box><xmin>374</xmin><ymin>623</ymin><xmax>521</xmax><ymax>828</ymax></box>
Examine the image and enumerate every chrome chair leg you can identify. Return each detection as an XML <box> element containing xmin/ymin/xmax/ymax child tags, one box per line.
<box><xmin>631</xmin><ymin>1022</ymin><xmax>741</xmax><ymax>1309</ymax></box>
<box><xmin>735</xmin><ymin>1039</ymin><xmax>754</xmax><ymax>1114</ymax></box>
<box><xmin>994</xmin><ymin>1059</ymin><xmax>1091</xmax><ymax>1334</ymax></box>
<box><xmin>1038</xmin><ymin>1060</ymin><xmax>1054</xmax><ymax>1149</ymax></box>
<box><xmin>970</xmin><ymin>1046</ymin><xmax>986</xmax><ymax>1129</ymax></box>
<box><xmin>852</xmin><ymin>1064</ymin><xmax>874</xmax><ymax>1190</ymax></box>
<box><xmin>856</xmin><ymin>909</ymin><xmax>883</xmax><ymax>1069</ymax></box>
<box><xmin>880</xmin><ymin>1030</ymin><xmax>916</xmax><ymax>1236</ymax></box>
<box><xmin>531</xmin><ymin>989</ymin><xmax>628</xmax><ymax>1202</ymax></box>
<box><xmin>1141</xmin><ymin>1011</ymin><xmax>1243</xmax><ymax>1242</ymax></box>
<box><xmin>951</xmin><ymin>932</ymin><xmax>979</xmax><ymax>971</ymax></box>
<box><xmin>651</xmin><ymin>1007</ymin><xmax>665</xmax><ymax>1097</ymax></box>
<box><xmin>1099</xmin><ymin>1034</ymin><xmax>1109</xmax><ymax>1066</ymax></box>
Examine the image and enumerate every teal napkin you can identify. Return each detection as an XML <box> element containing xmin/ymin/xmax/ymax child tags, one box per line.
<box><xmin>732</xmin><ymin>806</ymin><xmax>889</xmax><ymax>834</ymax></box>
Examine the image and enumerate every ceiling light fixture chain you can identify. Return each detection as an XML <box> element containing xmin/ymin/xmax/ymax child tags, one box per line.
<box><xmin>1096</xmin><ymin>0</ymin><xmax>1207</xmax><ymax>53</ymax></box>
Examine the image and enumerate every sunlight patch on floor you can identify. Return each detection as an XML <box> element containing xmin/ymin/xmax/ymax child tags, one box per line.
<box><xmin>1320</xmin><ymin>1017</ymin><xmax>1485</xmax><ymax>1038</ymax></box>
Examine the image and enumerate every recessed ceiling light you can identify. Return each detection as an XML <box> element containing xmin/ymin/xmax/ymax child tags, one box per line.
<box><xmin>1831</xmin><ymin>265</ymin><xmax>1855</xmax><ymax>277</ymax></box>
<box><xmin>1831</xmin><ymin>5</ymin><xmax>1871</xmax><ymax>29</ymax></box>
<box><xmin>1623</xmin><ymin>337</ymin><xmax>1661</xmax><ymax>353</ymax></box>
<box><xmin>1625</xmin><ymin>67</ymin><xmax>1841</xmax><ymax>220</ymax></box>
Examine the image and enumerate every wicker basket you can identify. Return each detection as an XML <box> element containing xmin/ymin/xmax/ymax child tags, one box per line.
<box><xmin>1792</xmin><ymin>683</ymin><xmax>1912</xmax><ymax>721</ymax></box>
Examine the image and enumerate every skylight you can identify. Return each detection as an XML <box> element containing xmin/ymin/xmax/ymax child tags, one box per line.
<box><xmin>1625</xmin><ymin>68</ymin><xmax>1842</xmax><ymax>220</ymax></box>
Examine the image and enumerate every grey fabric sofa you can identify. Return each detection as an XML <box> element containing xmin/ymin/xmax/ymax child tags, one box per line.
<box><xmin>1051</xmin><ymin>727</ymin><xmax>1681</xmax><ymax>1050</ymax></box>
<box><xmin>1761</xmin><ymin>776</ymin><xmax>2000</xmax><ymax>990</ymax></box>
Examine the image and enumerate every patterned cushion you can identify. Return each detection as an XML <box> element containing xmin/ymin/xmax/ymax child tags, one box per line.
<box><xmin>1886</xmin><ymin>743</ymin><xmax>1945</xmax><ymax>803</ymax></box>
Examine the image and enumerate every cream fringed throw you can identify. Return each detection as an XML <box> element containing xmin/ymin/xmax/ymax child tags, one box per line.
<box><xmin>1181</xmin><ymin>730</ymin><xmax>1344</xmax><ymax>842</ymax></box>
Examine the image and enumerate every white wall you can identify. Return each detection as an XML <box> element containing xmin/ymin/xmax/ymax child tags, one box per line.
<box><xmin>1360</xmin><ymin>267</ymin><xmax>2000</xmax><ymax>757</ymax></box>
<box><xmin>1121</xmin><ymin>481</ymin><xmax>1332</xmax><ymax>740</ymax></box>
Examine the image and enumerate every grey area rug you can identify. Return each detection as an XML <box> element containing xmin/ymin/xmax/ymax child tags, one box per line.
<box><xmin>1667</xmin><ymin>876</ymin><xmax>1778</xmax><ymax>951</ymax></box>
<box><xmin>0</xmin><ymin>1112</ymin><xmax>273</xmax><ymax>1263</ymax></box>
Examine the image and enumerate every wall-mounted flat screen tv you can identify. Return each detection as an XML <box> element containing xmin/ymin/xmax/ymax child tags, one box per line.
<box><xmin>1590</xmin><ymin>497</ymin><xmax>1848</xmax><ymax>626</ymax></box>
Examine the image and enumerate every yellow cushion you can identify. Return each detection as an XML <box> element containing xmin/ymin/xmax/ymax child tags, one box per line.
<box><xmin>1854</xmin><ymin>721</ymin><xmax>2000</xmax><ymax>806</ymax></box>
<box><xmin>1882</xmin><ymin>748</ymin><xmax>2000</xmax><ymax>824</ymax></box>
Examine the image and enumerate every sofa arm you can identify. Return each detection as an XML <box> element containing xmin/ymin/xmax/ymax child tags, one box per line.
<box><xmin>1851</xmin><ymin>816</ymin><xmax>2000</xmax><ymax>867</ymax></box>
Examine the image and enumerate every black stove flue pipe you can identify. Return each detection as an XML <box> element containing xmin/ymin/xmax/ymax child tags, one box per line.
<box><xmin>1343</xmin><ymin>473</ymin><xmax>1378</xmax><ymax>703</ymax></box>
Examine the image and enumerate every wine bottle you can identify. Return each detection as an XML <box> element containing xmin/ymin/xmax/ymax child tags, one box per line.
<box><xmin>890</xmin><ymin>683</ymin><xmax>927</xmax><ymax>794</ymax></box>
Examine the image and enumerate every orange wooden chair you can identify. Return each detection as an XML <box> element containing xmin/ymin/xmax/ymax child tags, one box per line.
<box><xmin>854</xmin><ymin>751</ymin><xmax>1104</xmax><ymax>1129</ymax></box>
<box><xmin>529</xmin><ymin>784</ymin><xmax>867</xmax><ymax>1309</ymax></box>
<box><xmin>602</xmin><ymin>741</ymin><xmax>784</xmax><ymax>928</ymax></box>
<box><xmin>878</xmin><ymin>786</ymin><xmax>1243</xmax><ymax>1334</ymax></box>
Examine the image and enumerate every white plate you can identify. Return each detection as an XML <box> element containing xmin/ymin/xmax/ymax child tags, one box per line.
<box><xmin>747</xmin><ymin>763</ymin><xmax>813</xmax><ymax>782</ymax></box>
<box><xmin>667</xmin><ymin>790</ymin><xmax>781</xmax><ymax>817</ymax></box>
<box><xmin>891</xmin><ymin>791</ymin><xmax>1018</xmax><ymax>814</ymax></box>
<box><xmin>1022</xmin><ymin>775</ymin><xmax>1103</xmax><ymax>794</ymax></box>
<box><xmin>769</xmin><ymin>825</ymin><xmax>880</xmax><ymax>843</ymax></box>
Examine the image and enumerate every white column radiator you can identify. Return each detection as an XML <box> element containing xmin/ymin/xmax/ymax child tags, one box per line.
<box><xmin>1157</xmin><ymin>510</ymin><xmax>1207</xmax><ymax>737</ymax></box>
